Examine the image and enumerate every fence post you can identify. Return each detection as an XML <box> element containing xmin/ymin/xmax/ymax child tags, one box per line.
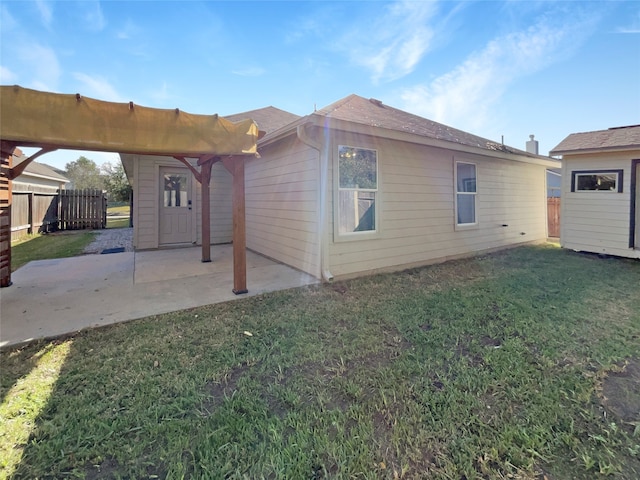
<box><xmin>27</xmin><ymin>191</ymin><xmax>34</xmax><ymax>234</ymax></box>
<box><xmin>103</xmin><ymin>193</ymin><xmax>107</xmax><ymax>229</ymax></box>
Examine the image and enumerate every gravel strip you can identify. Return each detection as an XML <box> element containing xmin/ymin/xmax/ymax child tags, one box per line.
<box><xmin>83</xmin><ymin>227</ymin><xmax>133</xmax><ymax>254</ymax></box>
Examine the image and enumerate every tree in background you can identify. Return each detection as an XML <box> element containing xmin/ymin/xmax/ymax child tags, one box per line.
<box><xmin>65</xmin><ymin>156</ymin><xmax>104</xmax><ymax>190</ymax></box>
<box><xmin>102</xmin><ymin>161</ymin><xmax>132</xmax><ymax>202</ymax></box>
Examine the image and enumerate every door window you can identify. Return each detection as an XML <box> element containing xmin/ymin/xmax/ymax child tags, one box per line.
<box><xmin>163</xmin><ymin>173</ymin><xmax>188</xmax><ymax>207</ymax></box>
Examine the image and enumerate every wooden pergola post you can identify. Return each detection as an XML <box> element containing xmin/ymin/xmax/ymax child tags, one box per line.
<box><xmin>0</xmin><ymin>140</ymin><xmax>16</xmax><ymax>287</ymax></box>
<box><xmin>199</xmin><ymin>157</ymin><xmax>214</xmax><ymax>263</ymax></box>
<box><xmin>223</xmin><ymin>156</ymin><xmax>248</xmax><ymax>294</ymax></box>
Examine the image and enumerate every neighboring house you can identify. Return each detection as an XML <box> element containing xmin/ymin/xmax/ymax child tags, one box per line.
<box><xmin>11</xmin><ymin>149</ymin><xmax>70</xmax><ymax>240</ymax></box>
<box><xmin>122</xmin><ymin>94</ymin><xmax>560</xmax><ymax>280</ymax></box>
<box><xmin>12</xmin><ymin>149</ymin><xmax>69</xmax><ymax>193</ymax></box>
<box><xmin>550</xmin><ymin>125</ymin><xmax>640</xmax><ymax>259</ymax></box>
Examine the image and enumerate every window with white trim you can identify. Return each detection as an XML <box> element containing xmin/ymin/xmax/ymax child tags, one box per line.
<box><xmin>571</xmin><ymin>170</ymin><xmax>623</xmax><ymax>192</ymax></box>
<box><xmin>338</xmin><ymin>145</ymin><xmax>377</xmax><ymax>234</ymax></box>
<box><xmin>456</xmin><ymin>161</ymin><xmax>477</xmax><ymax>225</ymax></box>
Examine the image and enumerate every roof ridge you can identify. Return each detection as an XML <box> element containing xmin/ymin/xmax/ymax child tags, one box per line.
<box><xmin>226</xmin><ymin>105</ymin><xmax>300</xmax><ymax>118</ymax></box>
<box><xmin>310</xmin><ymin>94</ymin><xmax>549</xmax><ymax>158</ymax></box>
<box><xmin>315</xmin><ymin>94</ymin><xmax>361</xmax><ymax>115</ymax></box>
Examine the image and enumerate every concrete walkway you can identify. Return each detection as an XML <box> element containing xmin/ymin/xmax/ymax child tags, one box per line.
<box><xmin>0</xmin><ymin>244</ymin><xmax>318</xmax><ymax>349</ymax></box>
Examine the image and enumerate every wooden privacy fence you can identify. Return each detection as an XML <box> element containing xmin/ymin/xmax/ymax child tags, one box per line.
<box><xmin>59</xmin><ymin>189</ymin><xmax>106</xmax><ymax>230</ymax></box>
<box><xmin>11</xmin><ymin>190</ymin><xmax>59</xmax><ymax>240</ymax></box>
<box><xmin>11</xmin><ymin>188</ymin><xmax>106</xmax><ymax>240</ymax></box>
<box><xmin>547</xmin><ymin>197</ymin><xmax>560</xmax><ymax>238</ymax></box>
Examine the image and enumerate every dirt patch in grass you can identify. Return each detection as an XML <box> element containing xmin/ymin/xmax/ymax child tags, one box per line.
<box><xmin>85</xmin><ymin>457</ymin><xmax>121</xmax><ymax>480</ymax></box>
<box><xmin>203</xmin><ymin>363</ymin><xmax>251</xmax><ymax>411</ymax></box>
<box><xmin>84</xmin><ymin>457</ymin><xmax>168</xmax><ymax>480</ymax></box>
<box><xmin>600</xmin><ymin>357</ymin><xmax>640</xmax><ymax>426</ymax></box>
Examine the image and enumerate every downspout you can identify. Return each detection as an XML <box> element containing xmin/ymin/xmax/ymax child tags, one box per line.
<box><xmin>296</xmin><ymin>123</ymin><xmax>334</xmax><ymax>282</ymax></box>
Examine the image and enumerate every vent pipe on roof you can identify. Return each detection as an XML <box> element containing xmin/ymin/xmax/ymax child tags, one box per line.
<box><xmin>526</xmin><ymin>134</ymin><xmax>539</xmax><ymax>155</ymax></box>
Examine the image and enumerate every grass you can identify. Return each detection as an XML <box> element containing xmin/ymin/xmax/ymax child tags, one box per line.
<box><xmin>107</xmin><ymin>204</ymin><xmax>130</xmax><ymax>216</ymax></box>
<box><xmin>1</xmin><ymin>245</ymin><xmax>639</xmax><ymax>479</ymax></box>
<box><xmin>10</xmin><ymin>232</ymin><xmax>96</xmax><ymax>272</ymax></box>
<box><xmin>106</xmin><ymin>217</ymin><xmax>130</xmax><ymax>229</ymax></box>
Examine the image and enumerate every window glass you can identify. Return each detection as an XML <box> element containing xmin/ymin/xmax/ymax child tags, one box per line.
<box><xmin>456</xmin><ymin>162</ymin><xmax>477</xmax><ymax>225</ymax></box>
<box><xmin>163</xmin><ymin>173</ymin><xmax>188</xmax><ymax>207</ymax></box>
<box><xmin>457</xmin><ymin>194</ymin><xmax>476</xmax><ymax>224</ymax></box>
<box><xmin>339</xmin><ymin>146</ymin><xmax>377</xmax><ymax>189</ymax></box>
<box><xmin>456</xmin><ymin>163</ymin><xmax>477</xmax><ymax>192</ymax></box>
<box><xmin>576</xmin><ymin>173</ymin><xmax>617</xmax><ymax>191</ymax></box>
<box><xmin>338</xmin><ymin>146</ymin><xmax>377</xmax><ymax>234</ymax></box>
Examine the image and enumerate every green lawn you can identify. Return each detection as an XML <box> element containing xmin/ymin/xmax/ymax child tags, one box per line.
<box><xmin>1</xmin><ymin>245</ymin><xmax>639</xmax><ymax>479</ymax></box>
<box><xmin>9</xmin><ymin>232</ymin><xmax>96</xmax><ymax>272</ymax></box>
<box><xmin>106</xmin><ymin>217</ymin><xmax>130</xmax><ymax>229</ymax></box>
<box><xmin>106</xmin><ymin>204</ymin><xmax>130</xmax><ymax>216</ymax></box>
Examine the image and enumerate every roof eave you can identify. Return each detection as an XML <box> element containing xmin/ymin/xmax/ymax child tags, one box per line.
<box><xmin>15</xmin><ymin>170</ymin><xmax>70</xmax><ymax>183</ymax></box>
<box><xmin>258</xmin><ymin>113</ymin><xmax>560</xmax><ymax>168</ymax></box>
<box><xmin>550</xmin><ymin>144</ymin><xmax>640</xmax><ymax>156</ymax></box>
<box><xmin>320</xmin><ymin>116</ymin><xmax>561</xmax><ymax>167</ymax></box>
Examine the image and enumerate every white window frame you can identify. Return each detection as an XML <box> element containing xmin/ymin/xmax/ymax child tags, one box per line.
<box><xmin>335</xmin><ymin>145</ymin><xmax>379</xmax><ymax>240</ymax></box>
<box><xmin>571</xmin><ymin>169</ymin><xmax>623</xmax><ymax>193</ymax></box>
<box><xmin>454</xmin><ymin>160</ymin><xmax>478</xmax><ymax>229</ymax></box>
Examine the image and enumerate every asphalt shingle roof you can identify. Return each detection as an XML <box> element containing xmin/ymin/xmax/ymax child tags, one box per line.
<box><xmin>13</xmin><ymin>150</ymin><xmax>69</xmax><ymax>182</ymax></box>
<box><xmin>225</xmin><ymin>106</ymin><xmax>301</xmax><ymax>135</ymax></box>
<box><xmin>550</xmin><ymin>125</ymin><xmax>640</xmax><ymax>155</ymax></box>
<box><xmin>314</xmin><ymin>94</ymin><xmax>537</xmax><ymax>157</ymax></box>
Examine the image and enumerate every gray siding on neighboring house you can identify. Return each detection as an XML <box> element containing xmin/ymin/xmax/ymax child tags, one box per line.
<box><xmin>245</xmin><ymin>135</ymin><xmax>320</xmax><ymax>276</ymax></box>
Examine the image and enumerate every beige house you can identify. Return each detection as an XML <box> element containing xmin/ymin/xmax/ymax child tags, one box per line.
<box><xmin>123</xmin><ymin>94</ymin><xmax>559</xmax><ymax>280</ymax></box>
<box><xmin>550</xmin><ymin>125</ymin><xmax>640</xmax><ymax>259</ymax></box>
<box><xmin>121</xmin><ymin>107</ymin><xmax>300</xmax><ymax>250</ymax></box>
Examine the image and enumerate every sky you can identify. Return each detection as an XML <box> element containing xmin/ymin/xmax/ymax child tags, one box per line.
<box><xmin>1</xmin><ymin>0</ymin><xmax>639</xmax><ymax>170</ymax></box>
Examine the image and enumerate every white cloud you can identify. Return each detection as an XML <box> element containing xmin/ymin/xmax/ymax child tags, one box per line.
<box><xmin>80</xmin><ymin>1</ymin><xmax>106</xmax><ymax>32</ymax></box>
<box><xmin>35</xmin><ymin>0</ymin><xmax>53</xmax><ymax>28</ymax></box>
<box><xmin>18</xmin><ymin>42</ymin><xmax>61</xmax><ymax>91</ymax></box>
<box><xmin>231</xmin><ymin>67</ymin><xmax>266</xmax><ymax>77</ymax></box>
<box><xmin>149</xmin><ymin>82</ymin><xmax>172</xmax><ymax>103</ymax></box>
<box><xmin>0</xmin><ymin>66</ymin><xmax>18</xmax><ymax>84</ymax></box>
<box><xmin>615</xmin><ymin>12</ymin><xmax>640</xmax><ymax>33</ymax></box>
<box><xmin>73</xmin><ymin>73</ymin><xmax>123</xmax><ymax>102</ymax></box>
<box><xmin>116</xmin><ymin>18</ymin><xmax>139</xmax><ymax>40</ymax></box>
<box><xmin>339</xmin><ymin>0</ymin><xmax>438</xmax><ymax>83</ymax></box>
<box><xmin>400</xmin><ymin>7</ymin><xmax>601</xmax><ymax>131</ymax></box>
<box><xmin>0</xmin><ymin>4</ymin><xmax>18</xmax><ymax>31</ymax></box>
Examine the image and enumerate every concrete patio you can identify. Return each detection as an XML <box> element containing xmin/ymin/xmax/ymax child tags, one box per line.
<box><xmin>0</xmin><ymin>245</ymin><xmax>318</xmax><ymax>348</ymax></box>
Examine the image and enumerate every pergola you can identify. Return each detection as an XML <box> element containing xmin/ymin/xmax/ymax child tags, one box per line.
<box><xmin>0</xmin><ymin>85</ymin><xmax>261</xmax><ymax>292</ymax></box>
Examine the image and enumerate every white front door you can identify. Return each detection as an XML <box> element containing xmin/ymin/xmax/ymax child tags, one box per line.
<box><xmin>159</xmin><ymin>167</ymin><xmax>193</xmax><ymax>245</ymax></box>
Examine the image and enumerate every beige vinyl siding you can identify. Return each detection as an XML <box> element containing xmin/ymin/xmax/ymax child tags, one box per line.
<box><xmin>133</xmin><ymin>155</ymin><xmax>214</xmax><ymax>250</ymax></box>
<box><xmin>327</xmin><ymin>134</ymin><xmax>548</xmax><ymax>278</ymax></box>
<box><xmin>134</xmin><ymin>156</ymin><xmax>160</xmax><ymax>249</ymax></box>
<box><xmin>561</xmin><ymin>152</ymin><xmax>639</xmax><ymax>258</ymax></box>
<box><xmin>246</xmin><ymin>135</ymin><xmax>320</xmax><ymax>277</ymax></box>
<box><xmin>194</xmin><ymin>162</ymin><xmax>233</xmax><ymax>245</ymax></box>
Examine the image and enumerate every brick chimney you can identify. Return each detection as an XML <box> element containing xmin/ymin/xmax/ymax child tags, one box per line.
<box><xmin>526</xmin><ymin>135</ymin><xmax>539</xmax><ymax>155</ymax></box>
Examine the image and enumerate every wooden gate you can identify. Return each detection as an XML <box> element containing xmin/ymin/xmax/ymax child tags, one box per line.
<box><xmin>547</xmin><ymin>197</ymin><xmax>560</xmax><ymax>238</ymax></box>
<box><xmin>59</xmin><ymin>189</ymin><xmax>107</xmax><ymax>230</ymax></box>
